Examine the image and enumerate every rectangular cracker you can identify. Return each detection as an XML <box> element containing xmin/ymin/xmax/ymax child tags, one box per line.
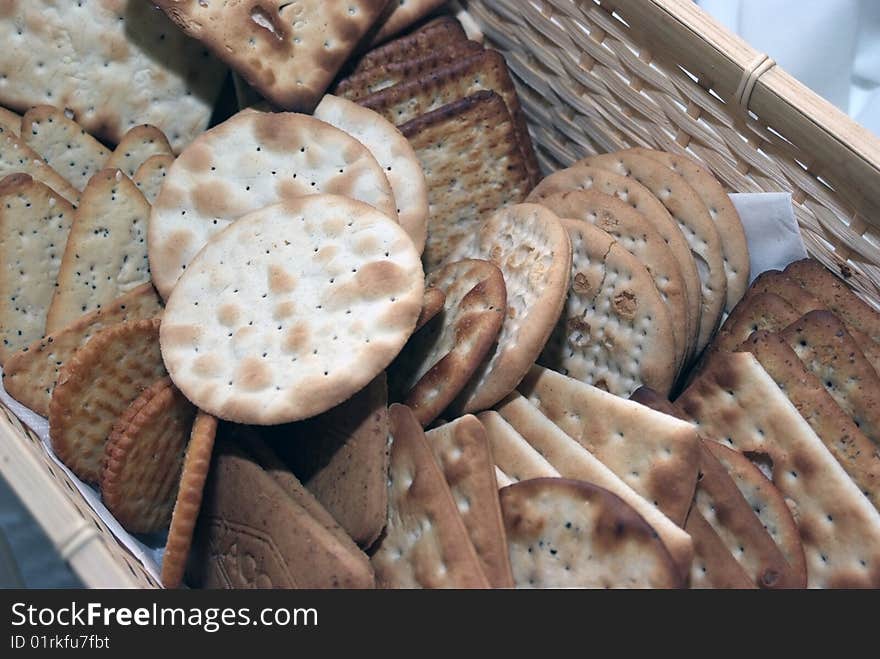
<box><xmin>359</xmin><ymin>48</ymin><xmax>540</xmax><ymax>184</ymax></box>
<box><xmin>712</xmin><ymin>291</ymin><xmax>801</xmax><ymax>354</ymax></box>
<box><xmin>371</xmin><ymin>0</ymin><xmax>449</xmax><ymax>44</ymax></box>
<box><xmin>0</xmin><ymin>126</ymin><xmax>80</xmax><ymax>206</ymax></box>
<box><xmin>677</xmin><ymin>350</ymin><xmax>880</xmax><ymax>588</ymax></box>
<box><xmin>132</xmin><ymin>154</ymin><xmax>174</xmax><ymax>205</ymax></box>
<box><xmin>2</xmin><ymin>283</ymin><xmax>162</xmax><ymax>416</ymax></box>
<box><xmin>426</xmin><ymin>415</ymin><xmax>514</xmax><ymax>588</ymax></box>
<box><xmin>353</xmin><ymin>15</ymin><xmax>468</xmax><ymax>73</ymax></box>
<box><xmin>22</xmin><ymin>106</ymin><xmax>110</xmax><ymax>191</ymax></box>
<box><xmin>0</xmin><ymin>1</ymin><xmax>227</xmax><ymax>152</ymax></box>
<box><xmin>495</xmin><ymin>392</ymin><xmax>694</xmax><ymax>577</ymax></box>
<box><xmin>781</xmin><ymin>311</ymin><xmax>880</xmax><ymax>447</ymax></box>
<box><xmin>106</xmin><ymin>125</ymin><xmax>173</xmax><ymax>178</ymax></box>
<box><xmin>0</xmin><ymin>107</ymin><xmax>20</xmax><ymax>136</ymax></box>
<box><xmin>0</xmin><ymin>175</ymin><xmax>76</xmax><ymax>364</ymax></box>
<box><xmin>478</xmin><ymin>410</ymin><xmax>561</xmax><ymax>481</ymax></box>
<box><xmin>45</xmin><ymin>169</ymin><xmax>151</xmax><ymax>333</ymax></box>
<box><xmin>685</xmin><ymin>508</ymin><xmax>755</xmax><ymax>589</ymax></box>
<box><xmin>267</xmin><ymin>374</ymin><xmax>390</xmax><ymax>548</ymax></box>
<box><xmin>400</xmin><ymin>90</ymin><xmax>530</xmax><ymax>269</ymax></box>
<box><xmin>371</xmin><ymin>404</ymin><xmax>490</xmax><ymax>588</ymax></box>
<box><xmin>518</xmin><ymin>365</ymin><xmax>700</xmax><ymax>528</ymax></box>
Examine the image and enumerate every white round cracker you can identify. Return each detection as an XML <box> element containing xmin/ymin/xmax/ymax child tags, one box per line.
<box><xmin>159</xmin><ymin>195</ymin><xmax>424</xmax><ymax>425</ymax></box>
<box><xmin>314</xmin><ymin>94</ymin><xmax>428</xmax><ymax>254</ymax></box>
<box><xmin>148</xmin><ymin>109</ymin><xmax>398</xmax><ymax>300</ymax></box>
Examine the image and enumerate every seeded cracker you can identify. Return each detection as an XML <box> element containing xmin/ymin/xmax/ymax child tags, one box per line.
<box><xmin>107</xmin><ymin>125</ymin><xmax>174</xmax><ymax>178</ymax></box>
<box><xmin>0</xmin><ymin>126</ymin><xmax>80</xmax><ymax>206</ymax></box>
<box><xmin>133</xmin><ymin>154</ymin><xmax>175</xmax><ymax>205</ymax></box>
<box><xmin>353</xmin><ymin>16</ymin><xmax>468</xmax><ymax>74</ymax></box>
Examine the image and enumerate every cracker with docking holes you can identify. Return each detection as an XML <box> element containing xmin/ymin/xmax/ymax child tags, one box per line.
<box><xmin>0</xmin><ymin>126</ymin><xmax>80</xmax><ymax>206</ymax></box>
<box><xmin>2</xmin><ymin>283</ymin><xmax>162</xmax><ymax>416</ymax></box>
<box><xmin>314</xmin><ymin>94</ymin><xmax>428</xmax><ymax>254</ymax></box>
<box><xmin>0</xmin><ymin>175</ymin><xmax>75</xmax><ymax>364</ymax></box>
<box><xmin>147</xmin><ymin>109</ymin><xmax>397</xmax><ymax>299</ymax></box>
<box><xmin>537</xmin><ymin>189</ymin><xmax>690</xmax><ymax>372</ymax></box>
<box><xmin>49</xmin><ymin>318</ymin><xmax>165</xmax><ymax>483</ymax></box>
<box><xmin>426</xmin><ymin>415</ymin><xmax>514</xmax><ymax>588</ymax></box>
<box><xmin>152</xmin><ymin>0</ymin><xmax>389</xmax><ymax>112</ymax></box>
<box><xmin>187</xmin><ymin>436</ymin><xmax>375</xmax><ymax>589</ymax></box>
<box><xmin>353</xmin><ymin>16</ymin><xmax>468</xmax><ymax>73</ymax></box>
<box><xmin>627</xmin><ymin>148</ymin><xmax>750</xmax><ymax>311</ymax></box>
<box><xmin>400</xmin><ymin>91</ymin><xmax>531</xmax><ymax>270</ymax></box>
<box><xmin>45</xmin><ymin>169</ymin><xmax>151</xmax><ymax>333</ymax></box>
<box><xmin>0</xmin><ymin>107</ymin><xmax>20</xmax><ymax>136</ymax></box>
<box><xmin>133</xmin><ymin>154</ymin><xmax>174</xmax><ymax>205</ymax></box>
<box><xmin>371</xmin><ymin>0</ymin><xmax>449</xmax><ymax>44</ymax></box>
<box><xmin>267</xmin><ymin>373</ymin><xmax>391</xmax><ymax>548</ymax></box>
<box><xmin>538</xmin><ymin>218</ymin><xmax>678</xmax><ymax>397</ymax></box>
<box><xmin>677</xmin><ymin>350</ymin><xmax>880</xmax><ymax>588</ymax></box>
<box><xmin>160</xmin><ymin>195</ymin><xmax>423</xmax><ymax>425</ymax></box>
<box><xmin>501</xmin><ymin>478</ymin><xmax>684</xmax><ymax>589</ymax></box>
<box><xmin>781</xmin><ymin>311</ymin><xmax>880</xmax><ymax>446</ymax></box>
<box><xmin>450</xmin><ymin>204</ymin><xmax>571</xmax><ymax>414</ymax></box>
<box><xmin>359</xmin><ymin>49</ymin><xmax>539</xmax><ymax>184</ymax></box>
<box><xmin>371</xmin><ymin>404</ymin><xmax>490</xmax><ymax>588</ymax></box>
<box><xmin>391</xmin><ymin>259</ymin><xmax>506</xmax><ymax>427</ymax></box>
<box><xmin>106</xmin><ymin>125</ymin><xmax>173</xmax><ymax>178</ymax></box>
<box><xmin>477</xmin><ymin>410</ymin><xmax>561</xmax><ymax>483</ymax></box>
<box><xmin>22</xmin><ymin>106</ymin><xmax>109</xmax><ymax>191</ymax></box>
<box><xmin>578</xmin><ymin>152</ymin><xmax>726</xmax><ymax>354</ymax></box>
<box><xmin>495</xmin><ymin>392</ymin><xmax>693</xmax><ymax>577</ymax></box>
<box><xmin>711</xmin><ymin>291</ymin><xmax>800</xmax><ymax>354</ymax></box>
<box><xmin>519</xmin><ymin>365</ymin><xmax>699</xmax><ymax>527</ymax></box>
<box><xmin>741</xmin><ymin>330</ymin><xmax>880</xmax><ymax>512</ymax></box>
<box><xmin>161</xmin><ymin>411</ymin><xmax>217</xmax><ymax>589</ymax></box>
<box><xmin>101</xmin><ymin>378</ymin><xmax>196</xmax><ymax>534</ymax></box>
<box><xmin>527</xmin><ymin>165</ymin><xmax>700</xmax><ymax>360</ymax></box>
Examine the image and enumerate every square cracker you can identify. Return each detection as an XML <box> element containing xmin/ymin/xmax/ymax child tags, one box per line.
<box><xmin>477</xmin><ymin>410</ymin><xmax>560</xmax><ymax>482</ymax></box>
<box><xmin>152</xmin><ymin>0</ymin><xmax>390</xmax><ymax>112</ymax></box>
<box><xmin>2</xmin><ymin>282</ymin><xmax>163</xmax><ymax>417</ymax></box>
<box><xmin>677</xmin><ymin>350</ymin><xmax>880</xmax><ymax>588</ymax></box>
<box><xmin>0</xmin><ymin>174</ymin><xmax>75</xmax><ymax>364</ymax></box>
<box><xmin>0</xmin><ymin>126</ymin><xmax>80</xmax><ymax>206</ymax></box>
<box><xmin>371</xmin><ymin>404</ymin><xmax>490</xmax><ymax>588</ymax></box>
<box><xmin>353</xmin><ymin>15</ymin><xmax>468</xmax><ymax>73</ymax></box>
<box><xmin>518</xmin><ymin>365</ymin><xmax>700</xmax><ymax>528</ymax></box>
<box><xmin>0</xmin><ymin>1</ymin><xmax>227</xmax><ymax>152</ymax></box>
<box><xmin>400</xmin><ymin>90</ymin><xmax>530</xmax><ymax>270</ymax></box>
<box><xmin>22</xmin><ymin>106</ymin><xmax>110</xmax><ymax>192</ymax></box>
<box><xmin>45</xmin><ymin>169</ymin><xmax>151</xmax><ymax>333</ymax></box>
<box><xmin>425</xmin><ymin>415</ymin><xmax>514</xmax><ymax>588</ymax></box>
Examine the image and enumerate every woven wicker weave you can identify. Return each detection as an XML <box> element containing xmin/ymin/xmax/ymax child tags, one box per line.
<box><xmin>1</xmin><ymin>0</ymin><xmax>879</xmax><ymax>587</ymax></box>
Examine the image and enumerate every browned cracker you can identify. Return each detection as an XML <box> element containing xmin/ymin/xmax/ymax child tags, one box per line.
<box><xmin>501</xmin><ymin>478</ymin><xmax>684</xmax><ymax>589</ymax></box>
<box><xmin>45</xmin><ymin>169</ymin><xmax>151</xmax><ymax>333</ymax></box>
<box><xmin>400</xmin><ymin>90</ymin><xmax>531</xmax><ymax>270</ymax></box>
<box><xmin>391</xmin><ymin>259</ymin><xmax>506</xmax><ymax>426</ymax></box>
<box><xmin>22</xmin><ymin>105</ymin><xmax>109</xmax><ymax>191</ymax></box>
<box><xmin>107</xmin><ymin>125</ymin><xmax>173</xmax><ymax>178</ymax></box>
<box><xmin>416</xmin><ymin>287</ymin><xmax>445</xmax><ymax>332</ymax></box>
<box><xmin>0</xmin><ymin>107</ymin><xmax>20</xmax><ymax>136</ymax></box>
<box><xmin>519</xmin><ymin>365</ymin><xmax>699</xmax><ymax>527</ymax></box>
<box><xmin>371</xmin><ymin>404</ymin><xmax>490</xmax><ymax>588</ymax></box>
<box><xmin>711</xmin><ymin>291</ymin><xmax>800</xmax><ymax>354</ymax></box>
<box><xmin>267</xmin><ymin>374</ymin><xmax>391</xmax><ymax>548</ymax></box>
<box><xmin>677</xmin><ymin>350</ymin><xmax>880</xmax><ymax>587</ymax></box>
<box><xmin>161</xmin><ymin>411</ymin><xmax>217</xmax><ymax>589</ymax></box>
<box><xmin>360</xmin><ymin>49</ymin><xmax>540</xmax><ymax>185</ymax></box>
<box><xmin>426</xmin><ymin>415</ymin><xmax>514</xmax><ymax>588</ymax></box>
<box><xmin>49</xmin><ymin>319</ymin><xmax>165</xmax><ymax>483</ymax></box>
<box><xmin>2</xmin><ymin>283</ymin><xmax>163</xmax><ymax>416</ymax></box>
<box><xmin>371</xmin><ymin>0</ymin><xmax>449</xmax><ymax>44</ymax></box>
<box><xmin>0</xmin><ymin>174</ymin><xmax>75</xmax><ymax>363</ymax></box>
<box><xmin>101</xmin><ymin>380</ymin><xmax>196</xmax><ymax>533</ymax></box>
<box><xmin>132</xmin><ymin>154</ymin><xmax>174</xmax><ymax>205</ymax></box>
<box><xmin>477</xmin><ymin>410</ymin><xmax>561</xmax><ymax>482</ymax></box>
<box><xmin>0</xmin><ymin>125</ymin><xmax>80</xmax><ymax>206</ymax></box>
<box><xmin>353</xmin><ymin>16</ymin><xmax>468</xmax><ymax>74</ymax></box>
<box><xmin>153</xmin><ymin>0</ymin><xmax>390</xmax><ymax>112</ymax></box>
<box><xmin>749</xmin><ymin>269</ymin><xmax>827</xmax><ymax>315</ymax></box>
<box><xmin>685</xmin><ymin>509</ymin><xmax>754</xmax><ymax>589</ymax></box>
<box><xmin>187</xmin><ymin>436</ymin><xmax>375</xmax><ymax>589</ymax></box>
<box><xmin>781</xmin><ymin>310</ymin><xmax>880</xmax><ymax>446</ymax></box>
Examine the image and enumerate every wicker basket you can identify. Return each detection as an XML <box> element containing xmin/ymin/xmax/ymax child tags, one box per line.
<box><xmin>2</xmin><ymin>0</ymin><xmax>879</xmax><ymax>588</ymax></box>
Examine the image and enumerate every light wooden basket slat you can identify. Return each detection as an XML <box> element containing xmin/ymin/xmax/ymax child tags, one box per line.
<box><xmin>2</xmin><ymin>0</ymin><xmax>880</xmax><ymax>587</ymax></box>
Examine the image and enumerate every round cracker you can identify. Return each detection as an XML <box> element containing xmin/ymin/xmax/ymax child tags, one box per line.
<box><xmin>415</xmin><ymin>286</ymin><xmax>446</xmax><ymax>332</ymax></box>
<box><xmin>161</xmin><ymin>411</ymin><xmax>218</xmax><ymax>588</ymax></box>
<box><xmin>100</xmin><ymin>381</ymin><xmax>196</xmax><ymax>534</ymax></box>
<box><xmin>578</xmin><ymin>152</ymin><xmax>727</xmax><ymax>354</ymax></box>
<box><xmin>160</xmin><ymin>195</ymin><xmax>424</xmax><ymax>425</ymax></box>
<box><xmin>537</xmin><ymin>189</ymin><xmax>689</xmax><ymax>374</ymax></box>
<box><xmin>148</xmin><ymin>109</ymin><xmax>398</xmax><ymax>299</ymax></box>
<box><xmin>500</xmin><ymin>478</ymin><xmax>683</xmax><ymax>588</ymax></box>
<box><xmin>527</xmin><ymin>165</ymin><xmax>700</xmax><ymax>362</ymax></box>
<box><xmin>392</xmin><ymin>259</ymin><xmax>507</xmax><ymax>427</ymax></box>
<box><xmin>540</xmin><ymin>219</ymin><xmax>677</xmax><ymax>397</ymax></box>
<box><xmin>452</xmin><ymin>204</ymin><xmax>571</xmax><ymax>413</ymax></box>
<box><xmin>314</xmin><ymin>94</ymin><xmax>428</xmax><ymax>254</ymax></box>
<box><xmin>627</xmin><ymin>147</ymin><xmax>750</xmax><ymax>311</ymax></box>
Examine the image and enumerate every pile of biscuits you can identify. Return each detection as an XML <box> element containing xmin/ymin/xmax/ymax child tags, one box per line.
<box><xmin>2</xmin><ymin>4</ymin><xmax>880</xmax><ymax>589</ymax></box>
